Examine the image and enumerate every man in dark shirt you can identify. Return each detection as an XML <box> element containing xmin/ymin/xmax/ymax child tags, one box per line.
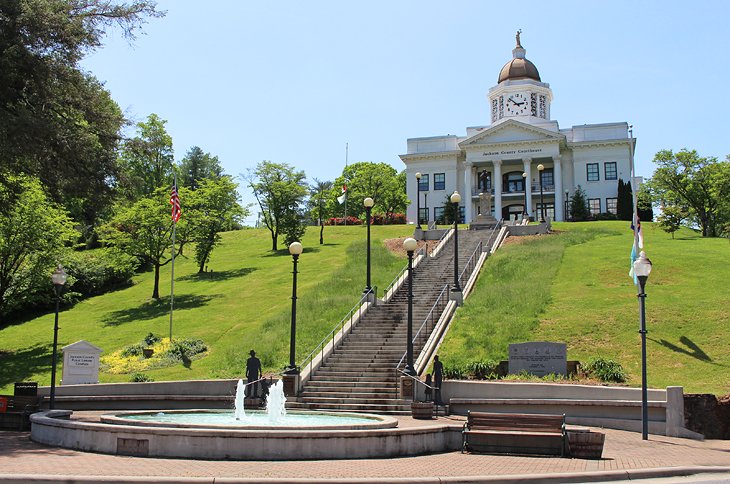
<box><xmin>433</xmin><ymin>355</ymin><xmax>444</xmax><ymax>405</ymax></box>
<box><xmin>246</xmin><ymin>350</ymin><xmax>262</xmax><ymax>398</ymax></box>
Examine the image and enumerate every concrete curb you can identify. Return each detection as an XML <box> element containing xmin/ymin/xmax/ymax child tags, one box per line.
<box><xmin>2</xmin><ymin>466</ymin><xmax>730</xmax><ymax>484</ymax></box>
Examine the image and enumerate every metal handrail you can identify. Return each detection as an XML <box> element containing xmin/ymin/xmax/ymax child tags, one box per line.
<box><xmin>394</xmin><ymin>284</ymin><xmax>450</xmax><ymax>394</ymax></box>
<box><xmin>299</xmin><ymin>287</ymin><xmax>376</xmax><ymax>377</ymax></box>
<box><xmin>458</xmin><ymin>241</ymin><xmax>483</xmax><ymax>285</ymax></box>
<box><xmin>430</xmin><ymin>226</ymin><xmax>453</xmax><ymax>258</ymax></box>
<box><xmin>396</xmin><ymin>368</ymin><xmax>438</xmax><ymax>403</ymax></box>
<box><xmin>382</xmin><ymin>247</ymin><xmax>425</xmax><ymax>302</ymax></box>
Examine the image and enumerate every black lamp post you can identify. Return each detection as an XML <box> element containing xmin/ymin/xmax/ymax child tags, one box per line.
<box><xmin>415</xmin><ymin>172</ymin><xmax>422</xmax><ymax>229</ymax></box>
<box><xmin>424</xmin><ymin>192</ymin><xmax>428</xmax><ymax>227</ymax></box>
<box><xmin>634</xmin><ymin>250</ymin><xmax>653</xmax><ymax>440</ymax></box>
<box><xmin>522</xmin><ymin>171</ymin><xmax>528</xmax><ymax>220</ymax></box>
<box><xmin>451</xmin><ymin>191</ymin><xmax>462</xmax><ymax>294</ymax></box>
<box><xmin>284</xmin><ymin>241</ymin><xmax>303</xmax><ymax>375</ymax></box>
<box><xmin>537</xmin><ymin>163</ymin><xmax>545</xmax><ymax>222</ymax></box>
<box><xmin>363</xmin><ymin>197</ymin><xmax>374</xmax><ymax>294</ymax></box>
<box><xmin>403</xmin><ymin>237</ymin><xmax>418</xmax><ymax>376</ymax></box>
<box><xmin>50</xmin><ymin>264</ymin><xmax>67</xmax><ymax>410</ymax></box>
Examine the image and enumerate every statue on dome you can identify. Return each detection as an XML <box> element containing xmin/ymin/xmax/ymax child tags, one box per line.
<box><xmin>516</xmin><ymin>29</ymin><xmax>522</xmax><ymax>47</ymax></box>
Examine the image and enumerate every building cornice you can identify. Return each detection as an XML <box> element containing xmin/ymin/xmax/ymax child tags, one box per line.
<box><xmin>459</xmin><ymin>119</ymin><xmax>564</xmax><ymax>148</ymax></box>
<box><xmin>400</xmin><ymin>150</ymin><xmax>462</xmax><ymax>162</ymax></box>
<box><xmin>567</xmin><ymin>138</ymin><xmax>632</xmax><ymax>150</ymax></box>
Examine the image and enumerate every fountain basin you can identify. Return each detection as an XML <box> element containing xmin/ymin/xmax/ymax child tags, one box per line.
<box><xmin>101</xmin><ymin>409</ymin><xmax>398</xmax><ymax>430</ymax></box>
<box><xmin>31</xmin><ymin>410</ymin><xmax>460</xmax><ymax>460</ymax></box>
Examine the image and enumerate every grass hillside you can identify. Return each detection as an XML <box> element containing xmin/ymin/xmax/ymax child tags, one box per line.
<box><xmin>0</xmin><ymin>225</ymin><xmax>413</xmax><ymax>392</ymax></box>
<box><xmin>2</xmin><ymin>221</ymin><xmax>728</xmax><ymax>395</ymax></box>
<box><xmin>439</xmin><ymin>221</ymin><xmax>730</xmax><ymax>395</ymax></box>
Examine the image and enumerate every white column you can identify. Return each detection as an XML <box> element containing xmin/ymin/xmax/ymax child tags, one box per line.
<box><xmin>522</xmin><ymin>158</ymin><xmax>533</xmax><ymax>218</ymax></box>
<box><xmin>493</xmin><ymin>160</ymin><xmax>502</xmax><ymax>219</ymax></box>
<box><xmin>464</xmin><ymin>161</ymin><xmax>473</xmax><ymax>222</ymax></box>
<box><xmin>554</xmin><ymin>155</ymin><xmax>563</xmax><ymax>222</ymax></box>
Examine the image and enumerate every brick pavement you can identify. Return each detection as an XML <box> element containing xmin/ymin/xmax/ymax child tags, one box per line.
<box><xmin>2</xmin><ymin>416</ymin><xmax>730</xmax><ymax>482</ymax></box>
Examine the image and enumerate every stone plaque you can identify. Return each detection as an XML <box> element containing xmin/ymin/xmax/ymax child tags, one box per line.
<box><xmin>479</xmin><ymin>193</ymin><xmax>491</xmax><ymax>216</ymax></box>
<box><xmin>508</xmin><ymin>342</ymin><xmax>567</xmax><ymax>377</ymax></box>
<box><xmin>61</xmin><ymin>340</ymin><xmax>102</xmax><ymax>385</ymax></box>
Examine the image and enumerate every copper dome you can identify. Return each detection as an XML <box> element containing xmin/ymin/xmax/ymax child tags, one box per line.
<box><xmin>498</xmin><ymin>31</ymin><xmax>541</xmax><ymax>83</ymax></box>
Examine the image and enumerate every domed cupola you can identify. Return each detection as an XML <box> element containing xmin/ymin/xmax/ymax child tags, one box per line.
<box><xmin>498</xmin><ymin>30</ymin><xmax>541</xmax><ymax>83</ymax></box>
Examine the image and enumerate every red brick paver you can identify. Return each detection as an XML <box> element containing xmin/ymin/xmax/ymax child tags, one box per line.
<box><xmin>2</xmin><ymin>416</ymin><xmax>730</xmax><ymax>481</ymax></box>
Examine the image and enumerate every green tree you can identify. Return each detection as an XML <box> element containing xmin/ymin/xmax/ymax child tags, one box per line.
<box><xmin>616</xmin><ymin>179</ymin><xmax>633</xmax><ymax>221</ymax></box>
<box><xmin>119</xmin><ymin>113</ymin><xmax>174</xmax><ymax>199</ymax></box>
<box><xmin>309</xmin><ymin>178</ymin><xmax>333</xmax><ymax>244</ymax></box>
<box><xmin>331</xmin><ymin>162</ymin><xmax>408</xmax><ymax>221</ymax></box>
<box><xmin>101</xmin><ymin>189</ymin><xmax>177</xmax><ymax>299</ymax></box>
<box><xmin>245</xmin><ymin>161</ymin><xmax>308</xmax><ymax>251</ymax></box>
<box><xmin>637</xmin><ymin>184</ymin><xmax>654</xmax><ymax>222</ymax></box>
<box><xmin>0</xmin><ymin>175</ymin><xmax>76</xmax><ymax>317</ymax></box>
<box><xmin>186</xmin><ymin>177</ymin><xmax>247</xmax><ymax>273</ymax></box>
<box><xmin>0</xmin><ymin>0</ymin><xmax>162</xmax><ymax>225</ymax></box>
<box><xmin>178</xmin><ymin>146</ymin><xmax>223</xmax><ymax>190</ymax></box>
<box><xmin>569</xmin><ymin>186</ymin><xmax>590</xmax><ymax>221</ymax></box>
<box><xmin>650</xmin><ymin>149</ymin><xmax>730</xmax><ymax>237</ymax></box>
<box><xmin>437</xmin><ymin>194</ymin><xmax>458</xmax><ymax>224</ymax></box>
<box><xmin>657</xmin><ymin>205</ymin><xmax>686</xmax><ymax>239</ymax></box>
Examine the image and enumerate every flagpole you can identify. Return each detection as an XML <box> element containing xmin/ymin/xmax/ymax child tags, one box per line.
<box><xmin>170</xmin><ymin>174</ymin><xmax>177</xmax><ymax>342</ymax></box>
<box><xmin>344</xmin><ymin>143</ymin><xmax>348</xmax><ymax>225</ymax></box>
<box><xmin>629</xmin><ymin>126</ymin><xmax>640</xmax><ymax>253</ymax></box>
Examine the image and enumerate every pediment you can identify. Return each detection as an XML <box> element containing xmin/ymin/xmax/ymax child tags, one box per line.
<box><xmin>459</xmin><ymin>120</ymin><xmax>564</xmax><ymax>148</ymax></box>
<box><xmin>62</xmin><ymin>340</ymin><xmax>102</xmax><ymax>353</ymax></box>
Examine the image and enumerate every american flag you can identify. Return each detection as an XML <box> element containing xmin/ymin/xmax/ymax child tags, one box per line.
<box><xmin>170</xmin><ymin>184</ymin><xmax>181</xmax><ymax>223</ymax></box>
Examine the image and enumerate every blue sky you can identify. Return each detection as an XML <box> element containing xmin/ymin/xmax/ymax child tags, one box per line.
<box><xmin>82</xmin><ymin>0</ymin><xmax>730</xmax><ymax>223</ymax></box>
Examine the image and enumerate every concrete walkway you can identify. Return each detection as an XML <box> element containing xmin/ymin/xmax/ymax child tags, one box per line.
<box><xmin>2</xmin><ymin>416</ymin><xmax>730</xmax><ymax>483</ymax></box>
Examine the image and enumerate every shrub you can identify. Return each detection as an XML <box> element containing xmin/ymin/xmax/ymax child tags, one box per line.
<box><xmin>594</xmin><ymin>212</ymin><xmax>618</xmax><ymax>221</ymax></box>
<box><xmin>64</xmin><ymin>248</ymin><xmax>137</xmax><ymax>296</ymax></box>
<box><xmin>443</xmin><ymin>364</ymin><xmax>466</xmax><ymax>379</ymax></box>
<box><xmin>164</xmin><ymin>339</ymin><xmax>208</xmax><ymax>362</ymax></box>
<box><xmin>144</xmin><ymin>333</ymin><xmax>161</xmax><ymax>346</ymax></box>
<box><xmin>120</xmin><ymin>343</ymin><xmax>145</xmax><ymax>358</ymax></box>
<box><xmin>466</xmin><ymin>360</ymin><xmax>500</xmax><ymax>380</ymax></box>
<box><xmin>326</xmin><ymin>216</ymin><xmax>362</xmax><ymax>226</ymax></box>
<box><xmin>372</xmin><ymin>213</ymin><xmax>407</xmax><ymax>225</ymax></box>
<box><xmin>583</xmin><ymin>357</ymin><xmax>627</xmax><ymax>383</ymax></box>
<box><xmin>130</xmin><ymin>372</ymin><xmax>153</xmax><ymax>382</ymax></box>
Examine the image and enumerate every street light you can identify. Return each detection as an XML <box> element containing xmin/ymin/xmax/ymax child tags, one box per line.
<box><xmin>521</xmin><ymin>172</ymin><xmax>528</xmax><ymax>220</ymax></box>
<box><xmin>450</xmin><ymin>191</ymin><xmax>462</xmax><ymax>298</ymax></box>
<box><xmin>415</xmin><ymin>173</ymin><xmax>422</xmax><ymax>229</ymax></box>
<box><xmin>537</xmin><ymin>163</ymin><xmax>545</xmax><ymax>222</ymax></box>
<box><xmin>403</xmin><ymin>237</ymin><xmax>418</xmax><ymax>376</ymax></box>
<box><xmin>363</xmin><ymin>197</ymin><xmax>374</xmax><ymax>295</ymax></box>
<box><xmin>285</xmin><ymin>241</ymin><xmax>303</xmax><ymax>375</ymax></box>
<box><xmin>50</xmin><ymin>264</ymin><xmax>67</xmax><ymax>410</ymax></box>
<box><xmin>634</xmin><ymin>250</ymin><xmax>653</xmax><ymax>440</ymax></box>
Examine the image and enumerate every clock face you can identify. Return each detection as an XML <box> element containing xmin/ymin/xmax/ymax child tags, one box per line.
<box><xmin>505</xmin><ymin>93</ymin><xmax>529</xmax><ymax>116</ymax></box>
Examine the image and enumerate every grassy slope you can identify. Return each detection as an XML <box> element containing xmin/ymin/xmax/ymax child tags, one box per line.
<box><xmin>0</xmin><ymin>225</ymin><xmax>412</xmax><ymax>392</ymax></box>
<box><xmin>439</xmin><ymin>221</ymin><xmax>730</xmax><ymax>395</ymax></box>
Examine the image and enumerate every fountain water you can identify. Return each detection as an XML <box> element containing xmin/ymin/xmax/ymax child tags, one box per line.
<box><xmin>265</xmin><ymin>379</ymin><xmax>286</xmax><ymax>422</ymax></box>
<box><xmin>234</xmin><ymin>379</ymin><xmax>245</xmax><ymax>420</ymax></box>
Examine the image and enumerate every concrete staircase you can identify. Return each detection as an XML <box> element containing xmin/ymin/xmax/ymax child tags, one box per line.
<box><xmin>291</xmin><ymin>228</ymin><xmax>499</xmax><ymax>414</ymax></box>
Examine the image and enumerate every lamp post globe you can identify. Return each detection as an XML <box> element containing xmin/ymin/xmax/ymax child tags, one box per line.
<box><xmin>285</xmin><ymin>242</ymin><xmax>303</xmax><ymax>375</ymax></box>
<box><xmin>50</xmin><ymin>264</ymin><xmax>67</xmax><ymax>410</ymax></box>
<box><xmin>402</xmin><ymin>237</ymin><xmax>418</xmax><ymax>375</ymax></box>
<box><xmin>450</xmin><ymin>192</ymin><xmax>462</xmax><ymax>297</ymax></box>
<box><xmin>633</xmin><ymin>250</ymin><xmax>652</xmax><ymax>440</ymax></box>
<box><xmin>522</xmin><ymin>172</ymin><xmax>528</xmax><ymax>219</ymax></box>
<box><xmin>363</xmin><ymin>197</ymin><xmax>374</xmax><ymax>294</ymax></box>
<box><xmin>415</xmin><ymin>173</ymin><xmax>422</xmax><ymax>229</ymax></box>
<box><xmin>537</xmin><ymin>164</ymin><xmax>545</xmax><ymax>222</ymax></box>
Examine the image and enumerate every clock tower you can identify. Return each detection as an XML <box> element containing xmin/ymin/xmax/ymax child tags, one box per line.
<box><xmin>489</xmin><ymin>31</ymin><xmax>553</xmax><ymax>125</ymax></box>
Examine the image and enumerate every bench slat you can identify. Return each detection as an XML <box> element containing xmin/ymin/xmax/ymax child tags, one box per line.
<box><xmin>463</xmin><ymin>411</ymin><xmax>566</xmax><ymax>457</ymax></box>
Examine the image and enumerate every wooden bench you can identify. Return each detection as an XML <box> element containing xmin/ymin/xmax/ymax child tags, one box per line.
<box><xmin>0</xmin><ymin>395</ymin><xmax>44</xmax><ymax>431</ymax></box>
<box><xmin>462</xmin><ymin>411</ymin><xmax>566</xmax><ymax>456</ymax></box>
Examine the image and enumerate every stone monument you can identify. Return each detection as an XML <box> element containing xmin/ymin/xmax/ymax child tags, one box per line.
<box><xmin>508</xmin><ymin>342</ymin><xmax>567</xmax><ymax>377</ymax></box>
<box><xmin>61</xmin><ymin>340</ymin><xmax>102</xmax><ymax>385</ymax></box>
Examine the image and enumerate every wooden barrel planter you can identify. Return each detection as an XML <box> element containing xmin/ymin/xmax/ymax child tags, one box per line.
<box><xmin>411</xmin><ymin>401</ymin><xmax>434</xmax><ymax>420</ymax></box>
<box><xmin>567</xmin><ymin>431</ymin><xmax>605</xmax><ymax>459</ymax></box>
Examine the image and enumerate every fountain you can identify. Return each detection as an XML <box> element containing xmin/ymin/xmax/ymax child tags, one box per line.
<box><xmin>29</xmin><ymin>378</ymin><xmax>453</xmax><ymax>460</ymax></box>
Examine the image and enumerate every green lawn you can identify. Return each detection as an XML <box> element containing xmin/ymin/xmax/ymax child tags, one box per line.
<box><xmin>3</xmin><ymin>221</ymin><xmax>729</xmax><ymax>396</ymax></box>
<box><xmin>0</xmin><ymin>225</ymin><xmax>412</xmax><ymax>392</ymax></box>
<box><xmin>439</xmin><ymin>221</ymin><xmax>730</xmax><ymax>395</ymax></box>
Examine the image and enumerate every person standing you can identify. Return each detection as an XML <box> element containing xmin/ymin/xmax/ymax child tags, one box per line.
<box><xmin>433</xmin><ymin>355</ymin><xmax>444</xmax><ymax>405</ymax></box>
<box><xmin>246</xmin><ymin>350</ymin><xmax>262</xmax><ymax>398</ymax></box>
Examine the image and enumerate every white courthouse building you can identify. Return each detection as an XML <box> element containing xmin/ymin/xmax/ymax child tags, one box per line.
<box><xmin>400</xmin><ymin>33</ymin><xmax>634</xmax><ymax>224</ymax></box>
